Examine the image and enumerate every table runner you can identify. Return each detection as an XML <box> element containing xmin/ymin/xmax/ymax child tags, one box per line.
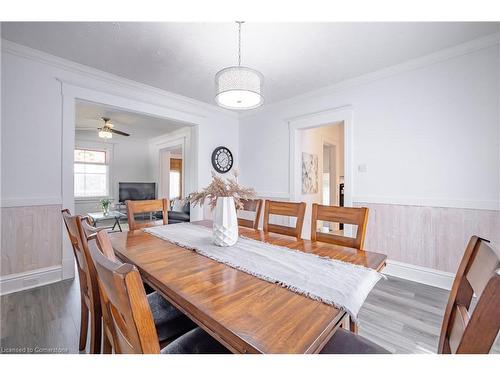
<box><xmin>144</xmin><ymin>223</ymin><xmax>382</xmax><ymax>319</ymax></box>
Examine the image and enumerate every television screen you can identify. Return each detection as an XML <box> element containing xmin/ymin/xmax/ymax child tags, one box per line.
<box><xmin>119</xmin><ymin>182</ymin><xmax>156</xmax><ymax>202</ymax></box>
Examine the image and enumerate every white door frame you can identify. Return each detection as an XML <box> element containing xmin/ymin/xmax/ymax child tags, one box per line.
<box><xmin>151</xmin><ymin>129</ymin><xmax>191</xmax><ymax>201</ymax></box>
<box><xmin>60</xmin><ymin>80</ymin><xmax>202</xmax><ymax>280</ymax></box>
<box><xmin>288</xmin><ymin>105</ymin><xmax>353</xmax><ymax>207</ymax></box>
<box><xmin>288</xmin><ymin>106</ymin><xmax>353</xmax><ymax>235</ymax></box>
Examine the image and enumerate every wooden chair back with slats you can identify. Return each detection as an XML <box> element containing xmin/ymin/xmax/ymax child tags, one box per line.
<box><xmin>61</xmin><ymin>209</ymin><xmax>101</xmax><ymax>353</ymax></box>
<box><xmin>237</xmin><ymin>199</ymin><xmax>264</xmax><ymax>229</ymax></box>
<box><xmin>262</xmin><ymin>200</ymin><xmax>306</xmax><ymax>239</ymax></box>
<box><xmin>126</xmin><ymin>199</ymin><xmax>169</xmax><ymax>231</ymax></box>
<box><xmin>310</xmin><ymin>204</ymin><xmax>369</xmax><ymax>250</ymax></box>
<box><xmin>88</xmin><ymin>230</ymin><xmax>161</xmax><ymax>354</ymax></box>
<box><xmin>438</xmin><ymin>236</ymin><xmax>500</xmax><ymax>354</ymax></box>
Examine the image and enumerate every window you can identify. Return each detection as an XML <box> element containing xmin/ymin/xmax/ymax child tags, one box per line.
<box><xmin>169</xmin><ymin>158</ymin><xmax>182</xmax><ymax>200</ymax></box>
<box><xmin>169</xmin><ymin>171</ymin><xmax>181</xmax><ymax>200</ymax></box>
<box><xmin>74</xmin><ymin>148</ymin><xmax>109</xmax><ymax>198</ymax></box>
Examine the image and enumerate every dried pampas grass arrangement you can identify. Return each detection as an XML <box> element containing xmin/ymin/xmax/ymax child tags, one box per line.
<box><xmin>188</xmin><ymin>170</ymin><xmax>256</xmax><ymax>210</ymax></box>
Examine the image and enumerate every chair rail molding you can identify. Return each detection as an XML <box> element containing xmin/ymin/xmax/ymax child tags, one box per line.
<box><xmin>255</xmin><ymin>191</ymin><xmax>290</xmax><ymax>200</ymax></box>
<box><xmin>1</xmin><ymin>197</ymin><xmax>63</xmax><ymax>208</ymax></box>
<box><xmin>353</xmin><ymin>195</ymin><xmax>499</xmax><ymax>211</ymax></box>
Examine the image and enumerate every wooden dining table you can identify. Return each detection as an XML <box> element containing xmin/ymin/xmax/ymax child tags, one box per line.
<box><xmin>109</xmin><ymin>220</ymin><xmax>387</xmax><ymax>354</ymax></box>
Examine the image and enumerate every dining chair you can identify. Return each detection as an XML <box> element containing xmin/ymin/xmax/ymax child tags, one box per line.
<box><xmin>438</xmin><ymin>236</ymin><xmax>500</xmax><ymax>354</ymax></box>
<box><xmin>321</xmin><ymin>235</ymin><xmax>500</xmax><ymax>355</ymax></box>
<box><xmin>126</xmin><ymin>198</ymin><xmax>169</xmax><ymax>231</ymax></box>
<box><xmin>310</xmin><ymin>204</ymin><xmax>369</xmax><ymax>250</ymax></box>
<box><xmin>80</xmin><ymin>215</ymin><xmax>101</xmax><ymax>237</ymax></box>
<box><xmin>91</xmin><ymin>229</ymin><xmax>198</xmax><ymax>350</ymax></box>
<box><xmin>88</xmin><ymin>229</ymin><xmax>229</xmax><ymax>354</ymax></box>
<box><xmin>310</xmin><ymin>205</ymin><xmax>369</xmax><ymax>334</ymax></box>
<box><xmin>237</xmin><ymin>198</ymin><xmax>264</xmax><ymax>229</ymax></box>
<box><xmin>61</xmin><ymin>209</ymin><xmax>102</xmax><ymax>354</ymax></box>
<box><xmin>319</xmin><ymin>326</ymin><xmax>389</xmax><ymax>354</ymax></box>
<box><xmin>262</xmin><ymin>200</ymin><xmax>306</xmax><ymax>239</ymax></box>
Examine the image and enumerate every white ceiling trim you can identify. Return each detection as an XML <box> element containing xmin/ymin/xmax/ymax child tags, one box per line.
<box><xmin>240</xmin><ymin>31</ymin><xmax>500</xmax><ymax>118</ymax></box>
<box><xmin>1</xmin><ymin>39</ymin><xmax>238</xmax><ymax>119</ymax></box>
<box><xmin>3</xmin><ymin>32</ymin><xmax>498</xmax><ymax>121</ymax></box>
<box><xmin>60</xmin><ymin>78</ymin><xmax>206</xmax><ymax>124</ymax></box>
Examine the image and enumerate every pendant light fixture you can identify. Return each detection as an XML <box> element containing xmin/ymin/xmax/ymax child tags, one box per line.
<box><xmin>215</xmin><ymin>21</ymin><xmax>264</xmax><ymax>110</ymax></box>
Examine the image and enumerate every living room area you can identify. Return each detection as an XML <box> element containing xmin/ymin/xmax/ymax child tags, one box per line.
<box><xmin>74</xmin><ymin>100</ymin><xmax>192</xmax><ymax>231</ymax></box>
<box><xmin>1</xmin><ymin>3</ymin><xmax>500</xmax><ymax>372</ymax></box>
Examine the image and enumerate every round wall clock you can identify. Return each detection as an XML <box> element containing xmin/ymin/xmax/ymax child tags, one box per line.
<box><xmin>211</xmin><ymin>146</ymin><xmax>233</xmax><ymax>173</ymax></box>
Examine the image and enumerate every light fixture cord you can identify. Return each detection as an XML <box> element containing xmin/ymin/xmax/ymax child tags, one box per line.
<box><xmin>236</xmin><ymin>21</ymin><xmax>244</xmax><ymax>66</ymax></box>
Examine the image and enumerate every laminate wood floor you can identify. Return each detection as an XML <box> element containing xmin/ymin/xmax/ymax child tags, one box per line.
<box><xmin>1</xmin><ymin>275</ymin><xmax>499</xmax><ymax>354</ymax></box>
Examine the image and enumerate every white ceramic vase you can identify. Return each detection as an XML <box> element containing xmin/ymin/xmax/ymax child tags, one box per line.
<box><xmin>213</xmin><ymin>197</ymin><xmax>238</xmax><ymax>247</ymax></box>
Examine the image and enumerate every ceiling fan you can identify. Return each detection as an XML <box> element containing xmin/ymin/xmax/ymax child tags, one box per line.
<box><xmin>96</xmin><ymin>117</ymin><xmax>130</xmax><ymax>139</ymax></box>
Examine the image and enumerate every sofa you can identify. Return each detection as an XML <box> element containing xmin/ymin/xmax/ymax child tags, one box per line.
<box><xmin>168</xmin><ymin>199</ymin><xmax>190</xmax><ymax>224</ymax></box>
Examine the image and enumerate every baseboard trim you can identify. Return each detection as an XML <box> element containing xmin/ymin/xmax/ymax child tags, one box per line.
<box><xmin>382</xmin><ymin>260</ymin><xmax>455</xmax><ymax>290</ymax></box>
<box><xmin>0</xmin><ymin>265</ymin><xmax>63</xmax><ymax>296</ymax></box>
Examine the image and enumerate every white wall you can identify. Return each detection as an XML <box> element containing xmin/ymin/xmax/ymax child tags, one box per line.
<box><xmin>239</xmin><ymin>42</ymin><xmax>500</xmax><ymax>211</ymax></box>
<box><xmin>1</xmin><ymin>35</ymin><xmax>499</xmax><ymax>290</ymax></box>
<box><xmin>74</xmin><ymin>131</ymin><xmax>155</xmax><ymax>215</ymax></box>
<box><xmin>238</xmin><ymin>36</ymin><xmax>500</xmax><ymax>278</ymax></box>
<box><xmin>1</xmin><ymin>43</ymin><xmax>239</xmax><ymax>208</ymax></box>
<box><xmin>0</xmin><ymin>41</ymin><xmax>239</xmax><ymax>287</ymax></box>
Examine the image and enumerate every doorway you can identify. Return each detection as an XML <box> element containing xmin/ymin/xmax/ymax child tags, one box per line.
<box><xmin>322</xmin><ymin>142</ymin><xmax>336</xmax><ymax>207</ymax></box>
<box><xmin>61</xmin><ymin>81</ymin><xmax>201</xmax><ymax>280</ymax></box>
<box><xmin>159</xmin><ymin>145</ymin><xmax>184</xmax><ymax>202</ymax></box>
<box><xmin>294</xmin><ymin>122</ymin><xmax>344</xmax><ymax>238</ymax></box>
<box><xmin>288</xmin><ymin>106</ymin><xmax>352</xmax><ymax>239</ymax></box>
<box><xmin>321</xmin><ymin>142</ymin><xmax>343</xmax><ymax>233</ymax></box>
<box><xmin>73</xmin><ymin>100</ymin><xmax>192</xmax><ymax>221</ymax></box>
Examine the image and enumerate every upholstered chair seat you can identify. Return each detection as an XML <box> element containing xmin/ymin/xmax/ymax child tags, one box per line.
<box><xmin>161</xmin><ymin>327</ymin><xmax>230</xmax><ymax>354</ymax></box>
<box><xmin>320</xmin><ymin>328</ymin><xmax>389</xmax><ymax>354</ymax></box>
<box><xmin>147</xmin><ymin>292</ymin><xmax>197</xmax><ymax>342</ymax></box>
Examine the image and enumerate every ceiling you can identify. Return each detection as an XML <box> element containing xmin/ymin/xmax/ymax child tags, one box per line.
<box><xmin>2</xmin><ymin>22</ymin><xmax>499</xmax><ymax>107</ymax></box>
<box><xmin>75</xmin><ymin>100</ymin><xmax>188</xmax><ymax>140</ymax></box>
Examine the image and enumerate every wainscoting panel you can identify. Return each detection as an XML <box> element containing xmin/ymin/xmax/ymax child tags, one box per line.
<box><xmin>1</xmin><ymin>205</ymin><xmax>62</xmax><ymax>277</ymax></box>
<box><xmin>355</xmin><ymin>202</ymin><xmax>500</xmax><ymax>273</ymax></box>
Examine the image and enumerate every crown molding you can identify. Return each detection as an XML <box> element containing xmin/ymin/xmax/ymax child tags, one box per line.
<box><xmin>240</xmin><ymin>32</ymin><xmax>500</xmax><ymax>119</ymax></box>
<box><xmin>1</xmin><ymin>39</ymin><xmax>239</xmax><ymax>119</ymax></box>
<box><xmin>2</xmin><ymin>31</ymin><xmax>498</xmax><ymax>122</ymax></box>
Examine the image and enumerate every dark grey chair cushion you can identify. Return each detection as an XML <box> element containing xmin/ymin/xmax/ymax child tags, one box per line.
<box><xmin>147</xmin><ymin>292</ymin><xmax>197</xmax><ymax>343</ymax></box>
<box><xmin>320</xmin><ymin>328</ymin><xmax>390</xmax><ymax>354</ymax></box>
<box><xmin>161</xmin><ymin>327</ymin><xmax>230</xmax><ymax>354</ymax></box>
